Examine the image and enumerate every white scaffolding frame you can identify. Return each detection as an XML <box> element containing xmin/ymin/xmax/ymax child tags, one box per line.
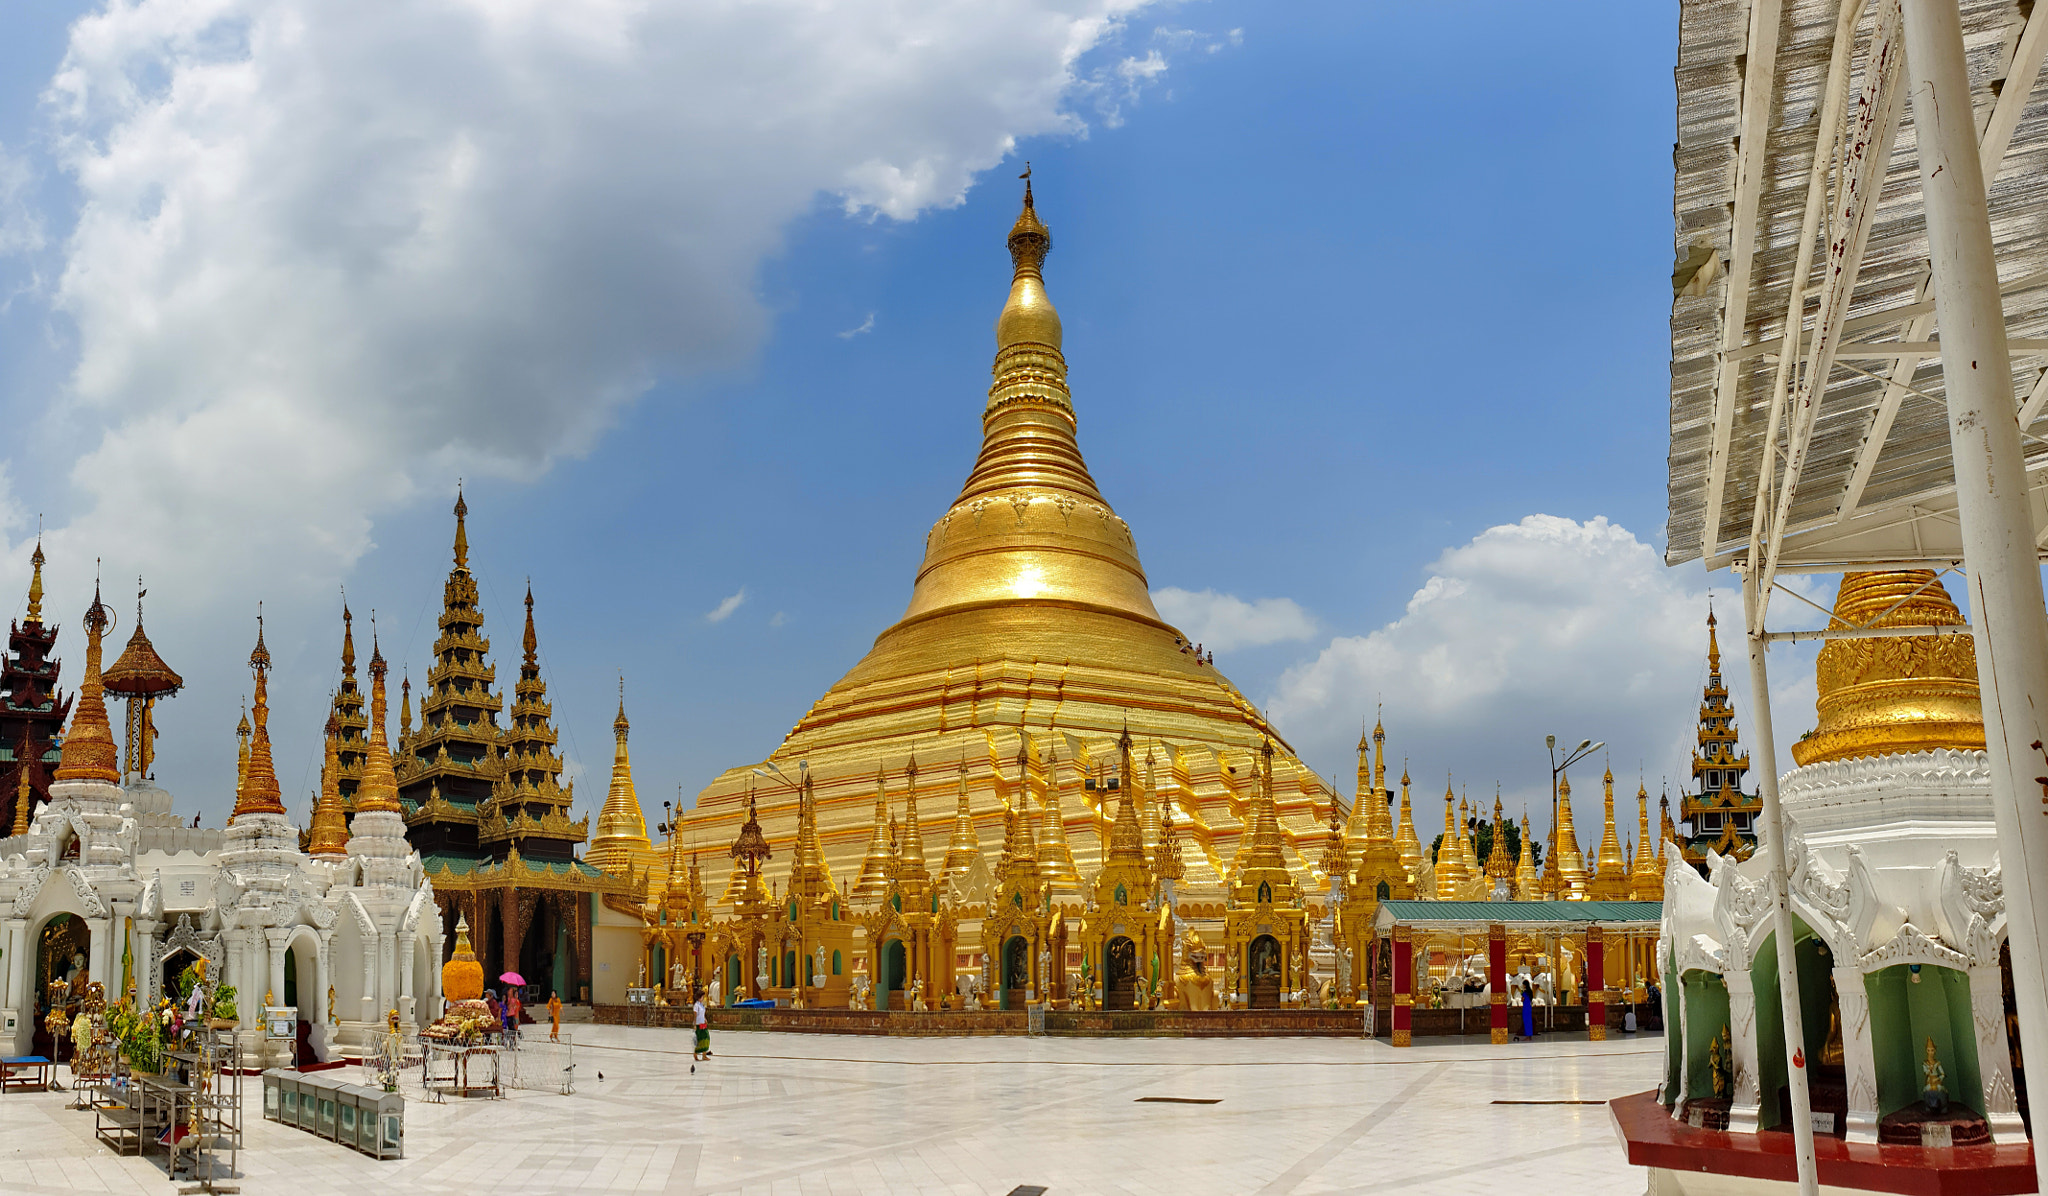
<box><xmin>1670</xmin><ymin>2</ymin><xmax>2048</xmax><ymax>1191</ymax></box>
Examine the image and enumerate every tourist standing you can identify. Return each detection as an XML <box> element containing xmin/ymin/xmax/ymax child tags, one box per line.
<box><xmin>693</xmin><ymin>989</ymin><xmax>710</xmax><ymax>1069</ymax></box>
<box><xmin>548</xmin><ymin>990</ymin><xmax>562</xmax><ymax>1042</ymax></box>
<box><xmin>506</xmin><ymin>989</ymin><xmax>524</xmax><ymax>1045</ymax></box>
<box><xmin>1520</xmin><ymin>979</ymin><xmax>1534</xmax><ymax>1040</ymax></box>
<box><xmin>485</xmin><ymin>990</ymin><xmax>503</xmax><ymax>1043</ymax></box>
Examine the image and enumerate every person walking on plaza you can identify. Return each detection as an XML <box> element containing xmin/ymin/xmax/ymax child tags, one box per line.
<box><xmin>1520</xmin><ymin>979</ymin><xmax>1534</xmax><ymax>1040</ymax></box>
<box><xmin>692</xmin><ymin>989</ymin><xmax>710</xmax><ymax>1072</ymax></box>
<box><xmin>548</xmin><ymin>990</ymin><xmax>562</xmax><ymax>1042</ymax></box>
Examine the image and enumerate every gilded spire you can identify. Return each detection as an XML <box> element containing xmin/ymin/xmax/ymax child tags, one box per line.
<box><xmin>1393</xmin><ymin>765</ymin><xmax>1420</xmax><ymax>879</ymax></box>
<box><xmin>54</xmin><ymin>580</ymin><xmax>119</xmax><ymax>785</ymax></box>
<box><xmin>1590</xmin><ymin>765</ymin><xmax>1631</xmax><ymax>900</ymax></box>
<box><xmin>1230</xmin><ymin>739</ymin><xmax>1296</xmax><ymax>905</ymax></box>
<box><xmin>898</xmin><ymin>751</ymin><xmax>929</xmax><ymax>877</ymax></box>
<box><xmin>452</xmin><ymin>485</ymin><xmax>469</xmax><ymax>568</ymax></box>
<box><xmin>323</xmin><ymin>602</ymin><xmax>368</xmax><ymax>813</ymax></box>
<box><xmin>523</xmin><ymin>583</ymin><xmax>538</xmax><ymax>665</ymax></box>
<box><xmin>587</xmin><ymin>681</ymin><xmax>652</xmax><ymax>874</ymax></box>
<box><xmin>1515</xmin><ymin>810</ymin><xmax>1538</xmax><ymax>898</ymax></box>
<box><xmin>1107</xmin><ymin>728</ymin><xmax>1146</xmax><ymax>865</ymax></box>
<box><xmin>10</xmin><ymin>757</ymin><xmax>29</xmax><ymax>836</ymax></box>
<box><xmin>1155</xmin><ymin>771</ymin><xmax>1185</xmax><ymax>882</ymax></box>
<box><xmin>307</xmin><ymin>714</ymin><xmax>350</xmax><ymax>857</ymax></box>
<box><xmin>24</xmin><ymin>539</ymin><xmax>44</xmax><ymax>624</ymax></box>
<box><xmin>399</xmin><ymin>673</ymin><xmax>411</xmax><ymax>739</ymax></box>
<box><xmin>1632</xmin><ymin>782</ymin><xmax>1660</xmax><ymax>900</ymax></box>
<box><xmin>341</xmin><ymin>602</ymin><xmax>356</xmax><ymax>673</ymax></box>
<box><xmin>851</xmin><ymin>766</ymin><xmax>894</xmax><ymax>904</ymax></box>
<box><xmin>942</xmin><ymin>753</ymin><xmax>981</xmax><ymax>883</ymax></box>
<box><xmin>1554</xmin><ymin>771</ymin><xmax>1587</xmax><ymax>899</ymax></box>
<box><xmin>787</xmin><ymin>767</ymin><xmax>837</xmax><ymax>902</ymax></box>
<box><xmin>352</xmin><ymin>628</ymin><xmax>403</xmax><ymax>814</ymax></box>
<box><xmin>1435</xmin><ymin>784</ymin><xmax>1465</xmax><ymax>898</ymax></box>
<box><xmin>1484</xmin><ymin>793</ymin><xmax>1514</xmax><ymax>880</ymax></box>
<box><xmin>231</xmin><ymin>612</ymin><xmax>286</xmax><ymax>819</ymax></box>
<box><xmin>1038</xmin><ymin>739</ymin><xmax>1081</xmax><ymax>887</ymax></box>
<box><xmin>234</xmin><ymin>700</ymin><xmax>250</xmax><ymax>801</ymax></box>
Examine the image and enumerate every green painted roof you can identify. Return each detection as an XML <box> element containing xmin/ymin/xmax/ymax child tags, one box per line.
<box><xmin>1375</xmin><ymin>899</ymin><xmax>1662</xmax><ymax>927</ymax></box>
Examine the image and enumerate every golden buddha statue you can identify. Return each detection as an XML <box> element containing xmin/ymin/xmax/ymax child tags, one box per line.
<box><xmin>1791</xmin><ymin>571</ymin><xmax>1984</xmax><ymax>765</ymax></box>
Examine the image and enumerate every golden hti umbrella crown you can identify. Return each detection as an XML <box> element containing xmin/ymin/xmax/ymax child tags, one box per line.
<box><xmin>352</xmin><ymin>629</ymin><xmax>404</xmax><ymax>814</ymax></box>
<box><xmin>1791</xmin><ymin>570</ymin><xmax>1985</xmax><ymax>766</ymax></box>
<box><xmin>308</xmin><ymin>713</ymin><xmax>351</xmax><ymax>857</ymax></box>
<box><xmin>231</xmin><ymin>614</ymin><xmax>287</xmax><ymax>819</ymax></box>
<box><xmin>54</xmin><ymin>581</ymin><xmax>120</xmax><ymax>784</ymax></box>
<box><xmin>24</xmin><ymin>539</ymin><xmax>44</xmax><ymax>624</ymax></box>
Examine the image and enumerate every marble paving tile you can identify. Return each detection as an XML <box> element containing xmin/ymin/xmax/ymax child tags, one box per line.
<box><xmin>0</xmin><ymin>1028</ymin><xmax>1664</xmax><ymax>1195</ymax></box>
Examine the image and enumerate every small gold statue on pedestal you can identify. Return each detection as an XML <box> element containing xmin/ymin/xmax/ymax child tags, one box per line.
<box><xmin>1922</xmin><ymin>1036</ymin><xmax>1948</xmax><ymax>1113</ymax></box>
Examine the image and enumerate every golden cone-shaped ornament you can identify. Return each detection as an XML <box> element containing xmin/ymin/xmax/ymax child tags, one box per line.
<box><xmin>442</xmin><ymin>915</ymin><xmax>484</xmax><ymax>1002</ymax></box>
<box><xmin>1791</xmin><ymin>571</ymin><xmax>1984</xmax><ymax>766</ymax></box>
<box><xmin>55</xmin><ymin>586</ymin><xmax>120</xmax><ymax>784</ymax></box>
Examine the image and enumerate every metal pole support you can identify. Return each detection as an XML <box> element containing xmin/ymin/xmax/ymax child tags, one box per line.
<box><xmin>1900</xmin><ymin>3</ymin><xmax>2048</xmax><ymax>1189</ymax></box>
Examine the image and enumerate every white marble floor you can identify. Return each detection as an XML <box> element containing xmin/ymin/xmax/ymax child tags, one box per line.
<box><xmin>0</xmin><ymin>1028</ymin><xmax>1662</xmax><ymax>1195</ymax></box>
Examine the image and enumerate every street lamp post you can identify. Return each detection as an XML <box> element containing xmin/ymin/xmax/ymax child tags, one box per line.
<box><xmin>1545</xmin><ymin>736</ymin><xmax>1604</xmax><ymax>898</ymax></box>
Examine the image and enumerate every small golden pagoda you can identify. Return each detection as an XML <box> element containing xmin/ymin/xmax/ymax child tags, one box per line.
<box><xmin>1548</xmin><ymin>771</ymin><xmax>1588</xmax><ymax>899</ymax></box>
<box><xmin>1629</xmin><ymin>782</ymin><xmax>1661</xmax><ymax>900</ymax></box>
<box><xmin>1079</xmin><ymin>728</ymin><xmax>1162</xmax><ymax>1009</ymax></box>
<box><xmin>325</xmin><ymin>605</ymin><xmax>369</xmax><ymax>815</ymax></box>
<box><xmin>983</xmin><ymin>753</ymin><xmax>1057</xmax><ymax>1010</ymax></box>
<box><xmin>1341</xmin><ymin>723</ymin><xmax>1412</xmax><ymax>1005</ymax></box>
<box><xmin>53</xmin><ymin>582</ymin><xmax>120</xmax><ymax>787</ymax></box>
<box><xmin>1392</xmin><ymin>766</ymin><xmax>1422</xmax><ymax>880</ymax></box>
<box><xmin>857</xmin><ymin>755</ymin><xmax>959</xmax><ymax>1011</ymax></box>
<box><xmin>1514</xmin><ymin>810</ymin><xmax>1539</xmax><ymax>898</ymax></box>
<box><xmin>585</xmin><ymin>689</ymin><xmax>652</xmax><ymax>875</ymax></box>
<box><xmin>307</xmin><ymin>714</ymin><xmax>351</xmax><ymax>859</ymax></box>
<box><xmin>1790</xmin><ymin>570</ymin><xmax>1984</xmax><ymax>765</ymax></box>
<box><xmin>1221</xmin><ymin>741</ymin><xmax>1308</xmax><ymax>1007</ymax></box>
<box><xmin>1588</xmin><ymin>767</ymin><xmax>1632</xmax><ymax>900</ymax></box>
<box><xmin>774</xmin><ymin>768</ymin><xmax>855</xmax><ymax>1007</ymax></box>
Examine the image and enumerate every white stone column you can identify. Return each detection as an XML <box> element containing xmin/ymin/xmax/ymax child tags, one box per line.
<box><xmin>86</xmin><ymin>916</ymin><xmax>113</xmax><ymax>994</ymax></box>
<box><xmin>358</xmin><ymin>930</ymin><xmax>377</xmax><ymax>1027</ymax></box>
<box><xmin>1970</xmin><ymin>963</ymin><xmax>2026</xmax><ymax>1142</ymax></box>
<box><xmin>1835</xmin><ymin>965</ymin><xmax>1880</xmax><ymax>1144</ymax></box>
<box><xmin>398</xmin><ymin>933</ymin><xmax>416</xmax><ymax>1031</ymax></box>
<box><xmin>132</xmin><ymin>919</ymin><xmax>160</xmax><ymax>1004</ymax></box>
<box><xmin>264</xmin><ymin>927</ymin><xmax>290</xmax><ymax>1010</ymax></box>
<box><xmin>377</xmin><ymin>930</ymin><xmax>396</xmax><ymax>1022</ymax></box>
<box><xmin>1724</xmin><ymin>966</ymin><xmax>1764</xmax><ymax>1133</ymax></box>
<box><xmin>1</xmin><ymin>918</ymin><xmax>24</xmax><ymax>1009</ymax></box>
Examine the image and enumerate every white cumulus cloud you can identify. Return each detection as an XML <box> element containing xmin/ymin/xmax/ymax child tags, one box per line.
<box><xmin>1152</xmin><ymin>587</ymin><xmax>1316</xmax><ymax>652</ymax></box>
<box><xmin>0</xmin><ymin>0</ymin><xmax>1192</xmax><ymax>807</ymax></box>
<box><xmin>705</xmin><ymin>588</ymin><xmax>747</xmax><ymax>624</ymax></box>
<box><xmin>1267</xmin><ymin>515</ymin><xmax>1818</xmax><ymax>823</ymax></box>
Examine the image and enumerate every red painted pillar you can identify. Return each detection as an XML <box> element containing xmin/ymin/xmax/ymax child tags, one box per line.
<box><xmin>1392</xmin><ymin>925</ymin><xmax>1413</xmax><ymax>1047</ymax></box>
<box><xmin>1488</xmin><ymin>923</ymin><xmax>1508</xmax><ymax>1044</ymax></box>
<box><xmin>1587</xmin><ymin>927</ymin><xmax>1607</xmax><ymax>1041</ymax></box>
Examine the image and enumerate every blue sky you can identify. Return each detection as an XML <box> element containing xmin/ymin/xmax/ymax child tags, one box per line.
<box><xmin>0</xmin><ymin>1</ymin><xmax>1821</xmax><ymax>832</ymax></box>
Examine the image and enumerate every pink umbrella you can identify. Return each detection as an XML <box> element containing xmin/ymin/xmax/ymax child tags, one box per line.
<box><xmin>500</xmin><ymin>972</ymin><xmax>526</xmax><ymax>986</ymax></box>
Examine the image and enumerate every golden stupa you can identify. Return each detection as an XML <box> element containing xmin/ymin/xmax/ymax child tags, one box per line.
<box><xmin>1790</xmin><ymin>570</ymin><xmax>1985</xmax><ymax>766</ymax></box>
<box><xmin>669</xmin><ymin>183</ymin><xmax>1331</xmax><ymax>901</ymax></box>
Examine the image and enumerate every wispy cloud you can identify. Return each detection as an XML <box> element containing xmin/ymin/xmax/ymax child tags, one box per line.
<box><xmin>769</xmin><ymin>611</ymin><xmax>787</xmax><ymax>627</ymax></box>
<box><xmin>1151</xmin><ymin>587</ymin><xmax>1316</xmax><ymax>652</ymax></box>
<box><xmin>705</xmin><ymin>588</ymin><xmax>747</xmax><ymax>624</ymax></box>
<box><xmin>837</xmin><ymin>312</ymin><xmax>876</xmax><ymax>339</ymax></box>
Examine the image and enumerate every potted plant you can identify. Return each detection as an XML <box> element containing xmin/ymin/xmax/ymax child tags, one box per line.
<box><xmin>209</xmin><ymin>984</ymin><xmax>239</xmax><ymax>1031</ymax></box>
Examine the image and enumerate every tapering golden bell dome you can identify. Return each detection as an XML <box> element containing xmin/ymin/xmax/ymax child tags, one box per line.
<box><xmin>671</xmin><ymin>180</ymin><xmax>1327</xmax><ymax>905</ymax></box>
<box><xmin>1790</xmin><ymin>570</ymin><xmax>1984</xmax><ymax>766</ymax></box>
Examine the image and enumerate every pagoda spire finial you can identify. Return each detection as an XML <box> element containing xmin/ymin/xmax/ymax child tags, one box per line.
<box><xmin>352</xmin><ymin>617</ymin><xmax>402</xmax><ymax>815</ymax></box>
<box><xmin>587</xmin><ymin>675</ymin><xmax>650</xmax><ymax>875</ymax></box>
<box><xmin>25</xmin><ymin>538</ymin><xmax>45</xmax><ymax>624</ymax></box>
<box><xmin>522</xmin><ymin>582</ymin><xmax>539</xmax><ymax>666</ymax></box>
<box><xmin>331</xmin><ymin>603</ymin><xmax>350</xmax><ymax>682</ymax></box>
<box><xmin>1706</xmin><ymin>605</ymin><xmax>1721</xmax><ymax>675</ymax></box>
<box><xmin>231</xmin><ymin>610</ymin><xmax>286</xmax><ymax>820</ymax></box>
<box><xmin>453</xmin><ymin>484</ymin><xmax>469</xmax><ymax>568</ymax></box>
<box><xmin>54</xmin><ymin>577</ymin><xmax>119</xmax><ymax>785</ymax></box>
<box><xmin>308</xmin><ymin>713</ymin><xmax>349</xmax><ymax>857</ymax></box>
